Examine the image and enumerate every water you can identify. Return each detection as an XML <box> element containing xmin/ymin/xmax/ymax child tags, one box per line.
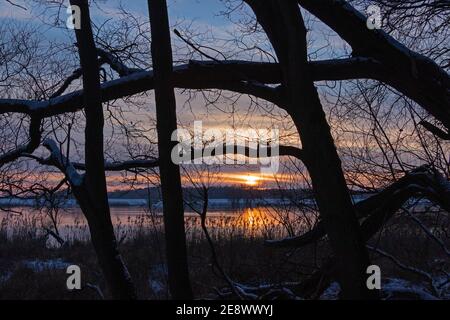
<box><xmin>0</xmin><ymin>205</ymin><xmax>313</xmax><ymax>244</ymax></box>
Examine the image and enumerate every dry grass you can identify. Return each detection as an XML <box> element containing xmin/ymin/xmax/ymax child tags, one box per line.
<box><xmin>0</xmin><ymin>208</ymin><xmax>448</xmax><ymax>299</ymax></box>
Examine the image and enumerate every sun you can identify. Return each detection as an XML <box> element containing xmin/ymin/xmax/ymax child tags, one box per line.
<box><xmin>243</xmin><ymin>175</ymin><xmax>260</xmax><ymax>186</ymax></box>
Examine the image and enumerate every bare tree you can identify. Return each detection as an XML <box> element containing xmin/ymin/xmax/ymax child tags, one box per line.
<box><xmin>0</xmin><ymin>0</ymin><xmax>448</xmax><ymax>300</ymax></box>
<box><xmin>147</xmin><ymin>0</ymin><xmax>193</xmax><ymax>299</ymax></box>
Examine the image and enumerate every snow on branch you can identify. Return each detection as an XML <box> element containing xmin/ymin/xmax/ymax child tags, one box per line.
<box><xmin>297</xmin><ymin>0</ymin><xmax>450</xmax><ymax>131</ymax></box>
<box><xmin>42</xmin><ymin>139</ymin><xmax>83</xmax><ymax>187</ymax></box>
<box><xmin>97</xmin><ymin>48</ymin><xmax>143</xmax><ymax>77</ymax></box>
<box><xmin>0</xmin><ymin>58</ymin><xmax>389</xmax><ymax>117</ymax></box>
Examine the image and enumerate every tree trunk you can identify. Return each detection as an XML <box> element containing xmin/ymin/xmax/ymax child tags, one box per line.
<box><xmin>70</xmin><ymin>0</ymin><xmax>136</xmax><ymax>299</ymax></box>
<box><xmin>147</xmin><ymin>0</ymin><xmax>193</xmax><ymax>299</ymax></box>
<box><xmin>245</xmin><ymin>0</ymin><xmax>377</xmax><ymax>299</ymax></box>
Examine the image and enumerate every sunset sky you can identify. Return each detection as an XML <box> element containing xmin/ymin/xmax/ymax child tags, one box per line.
<box><xmin>0</xmin><ymin>0</ymin><xmax>429</xmax><ymax>192</ymax></box>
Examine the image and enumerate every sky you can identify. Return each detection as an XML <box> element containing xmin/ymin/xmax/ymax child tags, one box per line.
<box><xmin>0</xmin><ymin>1</ymin><xmax>417</xmax><ymax>191</ymax></box>
<box><xmin>0</xmin><ymin>0</ymin><xmax>288</xmax><ymax>189</ymax></box>
<box><xmin>0</xmin><ymin>0</ymin><xmax>230</xmax><ymax>27</ymax></box>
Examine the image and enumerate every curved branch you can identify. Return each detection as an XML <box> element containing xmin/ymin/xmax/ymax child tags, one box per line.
<box><xmin>297</xmin><ymin>0</ymin><xmax>450</xmax><ymax>131</ymax></box>
<box><xmin>0</xmin><ymin>58</ymin><xmax>387</xmax><ymax>117</ymax></box>
<box><xmin>41</xmin><ymin>139</ymin><xmax>84</xmax><ymax>187</ymax></box>
<box><xmin>69</xmin><ymin>144</ymin><xmax>304</xmax><ymax>172</ymax></box>
<box><xmin>0</xmin><ymin>116</ymin><xmax>42</xmax><ymax>166</ymax></box>
<box><xmin>266</xmin><ymin>166</ymin><xmax>450</xmax><ymax>248</ymax></box>
<box><xmin>96</xmin><ymin>48</ymin><xmax>142</xmax><ymax>76</ymax></box>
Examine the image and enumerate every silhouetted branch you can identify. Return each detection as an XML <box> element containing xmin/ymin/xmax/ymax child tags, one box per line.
<box><xmin>0</xmin><ymin>116</ymin><xmax>42</xmax><ymax>166</ymax></box>
<box><xmin>419</xmin><ymin>120</ymin><xmax>450</xmax><ymax>140</ymax></box>
<box><xmin>266</xmin><ymin>166</ymin><xmax>450</xmax><ymax>248</ymax></box>
<box><xmin>41</xmin><ymin>139</ymin><xmax>84</xmax><ymax>187</ymax></box>
<box><xmin>0</xmin><ymin>58</ymin><xmax>394</xmax><ymax>117</ymax></box>
<box><xmin>297</xmin><ymin>0</ymin><xmax>450</xmax><ymax>131</ymax></box>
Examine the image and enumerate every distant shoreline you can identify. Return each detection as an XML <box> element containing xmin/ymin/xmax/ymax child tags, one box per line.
<box><xmin>0</xmin><ymin>197</ymin><xmax>304</xmax><ymax>209</ymax></box>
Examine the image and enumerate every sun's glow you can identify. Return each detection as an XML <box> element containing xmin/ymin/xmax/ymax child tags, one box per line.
<box><xmin>243</xmin><ymin>175</ymin><xmax>260</xmax><ymax>186</ymax></box>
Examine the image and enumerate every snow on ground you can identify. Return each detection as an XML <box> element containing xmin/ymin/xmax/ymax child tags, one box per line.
<box><xmin>0</xmin><ymin>271</ymin><xmax>12</xmax><ymax>285</ymax></box>
<box><xmin>320</xmin><ymin>278</ymin><xmax>449</xmax><ymax>300</ymax></box>
<box><xmin>149</xmin><ymin>279</ymin><xmax>166</xmax><ymax>296</ymax></box>
<box><xmin>148</xmin><ymin>263</ymin><xmax>168</xmax><ymax>297</ymax></box>
<box><xmin>383</xmin><ymin>278</ymin><xmax>438</xmax><ymax>300</ymax></box>
<box><xmin>433</xmin><ymin>276</ymin><xmax>450</xmax><ymax>299</ymax></box>
<box><xmin>320</xmin><ymin>282</ymin><xmax>340</xmax><ymax>300</ymax></box>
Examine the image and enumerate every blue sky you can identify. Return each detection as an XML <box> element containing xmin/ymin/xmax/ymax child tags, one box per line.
<box><xmin>164</xmin><ymin>0</ymin><xmax>227</xmax><ymax>26</ymax></box>
<box><xmin>92</xmin><ymin>0</ymin><xmax>229</xmax><ymax>26</ymax></box>
<box><xmin>0</xmin><ymin>0</ymin><xmax>236</xmax><ymax>51</ymax></box>
<box><xmin>0</xmin><ymin>0</ymin><xmax>230</xmax><ymax>27</ymax></box>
